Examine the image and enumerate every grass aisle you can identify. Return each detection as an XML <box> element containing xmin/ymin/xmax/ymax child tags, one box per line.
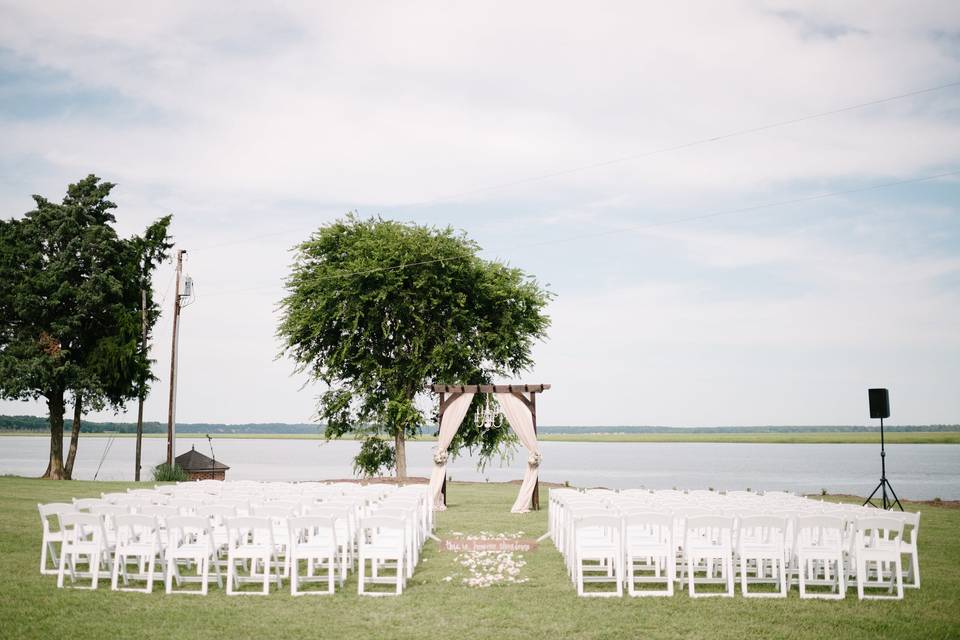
<box><xmin>1</xmin><ymin>477</ymin><xmax>958</xmax><ymax>639</ymax></box>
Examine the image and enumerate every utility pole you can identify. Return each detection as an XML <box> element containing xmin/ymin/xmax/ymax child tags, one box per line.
<box><xmin>135</xmin><ymin>287</ymin><xmax>147</xmax><ymax>481</ymax></box>
<box><xmin>166</xmin><ymin>249</ymin><xmax>186</xmax><ymax>466</ymax></box>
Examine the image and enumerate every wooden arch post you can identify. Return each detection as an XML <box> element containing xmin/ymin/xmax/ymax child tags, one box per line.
<box><xmin>431</xmin><ymin>384</ymin><xmax>550</xmax><ymax>510</ymax></box>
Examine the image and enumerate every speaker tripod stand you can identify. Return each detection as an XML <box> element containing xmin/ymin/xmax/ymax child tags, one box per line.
<box><xmin>863</xmin><ymin>417</ymin><xmax>903</xmax><ymax>511</ymax></box>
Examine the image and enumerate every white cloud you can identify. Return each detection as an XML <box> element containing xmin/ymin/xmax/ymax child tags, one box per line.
<box><xmin>1</xmin><ymin>0</ymin><xmax>958</xmax><ymax>426</ymax></box>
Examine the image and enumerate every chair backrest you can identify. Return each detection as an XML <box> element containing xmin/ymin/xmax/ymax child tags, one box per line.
<box><xmin>138</xmin><ymin>505</ymin><xmax>179</xmax><ymax>524</ymax></box>
<box><xmin>114</xmin><ymin>514</ymin><xmax>160</xmax><ymax>547</ymax></box>
<box><xmin>900</xmin><ymin>511</ymin><xmax>920</xmax><ymax>546</ymax></box>
<box><xmin>73</xmin><ymin>498</ymin><xmax>107</xmax><ymax>512</ymax></box>
<box><xmin>60</xmin><ymin>513</ymin><xmax>106</xmax><ymax>546</ymax></box>
<box><xmin>855</xmin><ymin>516</ymin><xmax>904</xmax><ymax>548</ymax></box>
<box><xmin>90</xmin><ymin>504</ymin><xmax>129</xmax><ymax>531</ymax></box>
<box><xmin>574</xmin><ymin>514</ymin><xmax>622</xmax><ymax>531</ymax></box>
<box><xmin>737</xmin><ymin>515</ymin><xmax>787</xmax><ymax>548</ymax></box>
<box><xmin>624</xmin><ymin>512</ymin><xmax>673</xmax><ymax>545</ymax></box>
<box><xmin>38</xmin><ymin>503</ymin><xmax>75</xmax><ymax>534</ymax></box>
<box><xmin>289</xmin><ymin>516</ymin><xmax>338</xmax><ymax>547</ymax></box>
<box><xmin>360</xmin><ymin>516</ymin><xmax>406</xmax><ymax>541</ymax></box>
<box><xmin>167</xmin><ymin>499</ymin><xmax>203</xmax><ymax>515</ymax></box>
<box><xmin>250</xmin><ymin>504</ymin><xmax>294</xmax><ymax>530</ymax></box>
<box><xmin>225</xmin><ymin>516</ymin><xmax>274</xmax><ymax>548</ymax></box>
<box><xmin>166</xmin><ymin>516</ymin><xmax>213</xmax><ymax>550</ymax></box>
<box><xmin>794</xmin><ymin>515</ymin><xmax>844</xmax><ymax>550</ymax></box>
<box><xmin>685</xmin><ymin>515</ymin><xmax>735</xmax><ymax>547</ymax></box>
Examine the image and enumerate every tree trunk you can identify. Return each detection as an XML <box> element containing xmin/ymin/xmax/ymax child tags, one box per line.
<box><xmin>394</xmin><ymin>430</ymin><xmax>407</xmax><ymax>480</ymax></box>
<box><xmin>43</xmin><ymin>389</ymin><xmax>66</xmax><ymax>480</ymax></box>
<box><xmin>64</xmin><ymin>394</ymin><xmax>82</xmax><ymax>480</ymax></box>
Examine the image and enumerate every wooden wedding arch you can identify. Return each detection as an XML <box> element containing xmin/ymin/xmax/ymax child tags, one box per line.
<box><xmin>431</xmin><ymin>384</ymin><xmax>550</xmax><ymax>511</ymax></box>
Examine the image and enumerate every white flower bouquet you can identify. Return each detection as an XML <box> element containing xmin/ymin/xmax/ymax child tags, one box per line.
<box><xmin>528</xmin><ymin>451</ymin><xmax>542</xmax><ymax>467</ymax></box>
<box><xmin>434</xmin><ymin>450</ymin><xmax>449</xmax><ymax>465</ymax></box>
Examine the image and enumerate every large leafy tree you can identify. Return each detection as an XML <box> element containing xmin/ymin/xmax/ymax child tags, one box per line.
<box><xmin>278</xmin><ymin>215</ymin><xmax>552</xmax><ymax>479</ymax></box>
<box><xmin>0</xmin><ymin>175</ymin><xmax>172</xmax><ymax>479</ymax></box>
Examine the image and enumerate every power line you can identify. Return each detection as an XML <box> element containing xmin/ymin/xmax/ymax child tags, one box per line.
<box><xmin>201</xmin><ymin>168</ymin><xmax>960</xmax><ymax>298</ymax></box>
<box><xmin>415</xmin><ymin>81</ymin><xmax>960</xmax><ymax>204</ymax></box>
<box><xmin>191</xmin><ymin>80</ymin><xmax>960</xmax><ymax>255</ymax></box>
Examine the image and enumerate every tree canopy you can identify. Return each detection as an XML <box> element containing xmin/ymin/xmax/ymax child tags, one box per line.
<box><xmin>278</xmin><ymin>215</ymin><xmax>552</xmax><ymax>478</ymax></box>
<box><xmin>0</xmin><ymin>175</ymin><xmax>172</xmax><ymax>478</ymax></box>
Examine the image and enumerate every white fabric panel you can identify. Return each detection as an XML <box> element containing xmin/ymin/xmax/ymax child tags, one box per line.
<box><xmin>495</xmin><ymin>392</ymin><xmax>540</xmax><ymax>513</ymax></box>
<box><xmin>428</xmin><ymin>392</ymin><xmax>474</xmax><ymax>510</ymax></box>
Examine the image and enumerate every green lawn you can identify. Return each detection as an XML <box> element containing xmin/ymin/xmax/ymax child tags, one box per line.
<box><xmin>1</xmin><ymin>477</ymin><xmax>958</xmax><ymax>639</ymax></box>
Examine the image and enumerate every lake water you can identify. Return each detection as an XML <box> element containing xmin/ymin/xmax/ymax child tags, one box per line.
<box><xmin>2</xmin><ymin>436</ymin><xmax>958</xmax><ymax>500</ymax></box>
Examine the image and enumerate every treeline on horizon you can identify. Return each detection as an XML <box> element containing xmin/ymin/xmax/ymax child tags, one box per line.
<box><xmin>2</xmin><ymin>414</ymin><xmax>958</xmax><ymax>434</ymax></box>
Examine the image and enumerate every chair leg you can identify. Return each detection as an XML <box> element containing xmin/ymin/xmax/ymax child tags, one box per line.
<box><xmin>328</xmin><ymin>554</ymin><xmax>335</xmax><ymax>594</ymax></box>
<box><xmin>396</xmin><ymin>555</ymin><xmax>403</xmax><ymax>595</ymax></box>
<box><xmin>357</xmin><ymin>553</ymin><xmax>365</xmax><ymax>595</ymax></box>
<box><xmin>667</xmin><ymin>553</ymin><xmax>675</xmax><ymax>596</ymax></box>
<box><xmin>857</xmin><ymin>558</ymin><xmax>865</xmax><ymax>600</ymax></box>
<box><xmin>111</xmin><ymin>552</ymin><xmax>121</xmax><ymax>591</ymax></box>
<box><xmin>837</xmin><ymin>555</ymin><xmax>846</xmax><ymax>598</ymax></box>
<box><xmin>226</xmin><ymin>557</ymin><xmax>235</xmax><ymax>595</ymax></box>
<box><xmin>778</xmin><ymin>557</ymin><xmax>787</xmax><ymax>597</ymax></box>
<box><xmin>146</xmin><ymin>555</ymin><xmax>156</xmax><ymax>593</ymax></box>
<box><xmin>726</xmin><ymin>556</ymin><xmax>734</xmax><ymax>597</ymax></box>
<box><xmin>291</xmin><ymin>555</ymin><xmax>299</xmax><ymax>596</ymax></box>
<box><xmin>56</xmin><ymin>549</ymin><xmax>68</xmax><ymax>588</ymax></box>
<box><xmin>262</xmin><ymin>555</ymin><xmax>270</xmax><ymax>594</ymax></box>
<box><xmin>739</xmin><ymin>556</ymin><xmax>748</xmax><ymax>596</ymax></box>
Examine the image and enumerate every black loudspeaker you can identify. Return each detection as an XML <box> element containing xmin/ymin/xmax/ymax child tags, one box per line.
<box><xmin>868</xmin><ymin>388</ymin><xmax>890</xmax><ymax>419</ymax></box>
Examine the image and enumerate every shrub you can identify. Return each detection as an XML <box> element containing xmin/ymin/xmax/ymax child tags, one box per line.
<box><xmin>152</xmin><ymin>463</ymin><xmax>188</xmax><ymax>482</ymax></box>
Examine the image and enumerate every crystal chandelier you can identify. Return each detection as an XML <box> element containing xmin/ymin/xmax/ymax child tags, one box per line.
<box><xmin>475</xmin><ymin>393</ymin><xmax>503</xmax><ymax>432</ymax></box>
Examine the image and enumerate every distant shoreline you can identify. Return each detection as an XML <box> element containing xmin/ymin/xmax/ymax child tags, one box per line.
<box><xmin>2</xmin><ymin>431</ymin><xmax>957</xmax><ymax>444</ymax></box>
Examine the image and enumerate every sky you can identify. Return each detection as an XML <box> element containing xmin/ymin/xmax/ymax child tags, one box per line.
<box><xmin>1</xmin><ymin>1</ymin><xmax>958</xmax><ymax>428</ymax></box>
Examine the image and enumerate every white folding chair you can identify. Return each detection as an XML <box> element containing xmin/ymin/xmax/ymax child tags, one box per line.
<box><xmin>683</xmin><ymin>515</ymin><xmax>735</xmax><ymax>598</ymax></box>
<box><xmin>251</xmin><ymin>504</ymin><xmax>294</xmax><ymax>577</ymax></box>
<box><xmin>303</xmin><ymin>505</ymin><xmax>354</xmax><ymax>580</ymax></box>
<box><xmin>225</xmin><ymin>517</ymin><xmax>282</xmax><ymax>595</ymax></box>
<box><xmin>164</xmin><ymin>516</ymin><xmax>222</xmax><ymax>595</ymax></box>
<box><xmin>573</xmin><ymin>514</ymin><xmax>623</xmax><ymax>597</ymax></box>
<box><xmin>624</xmin><ymin>512</ymin><xmax>674</xmax><ymax>597</ymax></box>
<box><xmin>372</xmin><ymin>506</ymin><xmax>417</xmax><ymax>578</ymax></box>
<box><xmin>900</xmin><ymin>511</ymin><xmax>921</xmax><ymax>588</ymax></box>
<box><xmin>854</xmin><ymin>516</ymin><xmax>904</xmax><ymax>600</ymax></box>
<box><xmin>289</xmin><ymin>516</ymin><xmax>340</xmax><ymax>595</ymax></box>
<box><xmin>57</xmin><ymin>513</ymin><xmax>111</xmax><ymax>590</ymax></box>
<box><xmin>38</xmin><ymin>503</ymin><xmax>75</xmax><ymax>575</ymax></box>
<box><xmin>737</xmin><ymin>515</ymin><xmax>788</xmax><ymax>597</ymax></box>
<box><xmin>794</xmin><ymin>515</ymin><xmax>846</xmax><ymax>599</ymax></box>
<box><xmin>357</xmin><ymin>516</ymin><xmax>407</xmax><ymax>596</ymax></box>
<box><xmin>111</xmin><ymin>514</ymin><xmax>162</xmax><ymax>593</ymax></box>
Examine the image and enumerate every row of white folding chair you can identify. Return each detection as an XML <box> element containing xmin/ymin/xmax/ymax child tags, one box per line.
<box><xmin>553</xmin><ymin>497</ymin><xmax>911</xmax><ymax>600</ymax></box>
<box><xmin>54</xmin><ymin>510</ymin><xmax>345</xmax><ymax>596</ymax></box>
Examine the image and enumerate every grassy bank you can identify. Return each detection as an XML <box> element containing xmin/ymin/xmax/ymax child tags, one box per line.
<box><xmin>3</xmin><ymin>431</ymin><xmax>958</xmax><ymax>444</ymax></box>
<box><xmin>1</xmin><ymin>477</ymin><xmax>958</xmax><ymax>639</ymax></box>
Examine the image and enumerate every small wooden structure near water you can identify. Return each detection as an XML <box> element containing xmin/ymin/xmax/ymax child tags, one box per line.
<box><xmin>175</xmin><ymin>445</ymin><xmax>230</xmax><ymax>481</ymax></box>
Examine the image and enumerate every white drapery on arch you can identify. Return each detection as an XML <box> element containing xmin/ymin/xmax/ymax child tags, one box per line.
<box><xmin>428</xmin><ymin>392</ymin><xmax>474</xmax><ymax>511</ymax></box>
<box><xmin>495</xmin><ymin>392</ymin><xmax>540</xmax><ymax>513</ymax></box>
